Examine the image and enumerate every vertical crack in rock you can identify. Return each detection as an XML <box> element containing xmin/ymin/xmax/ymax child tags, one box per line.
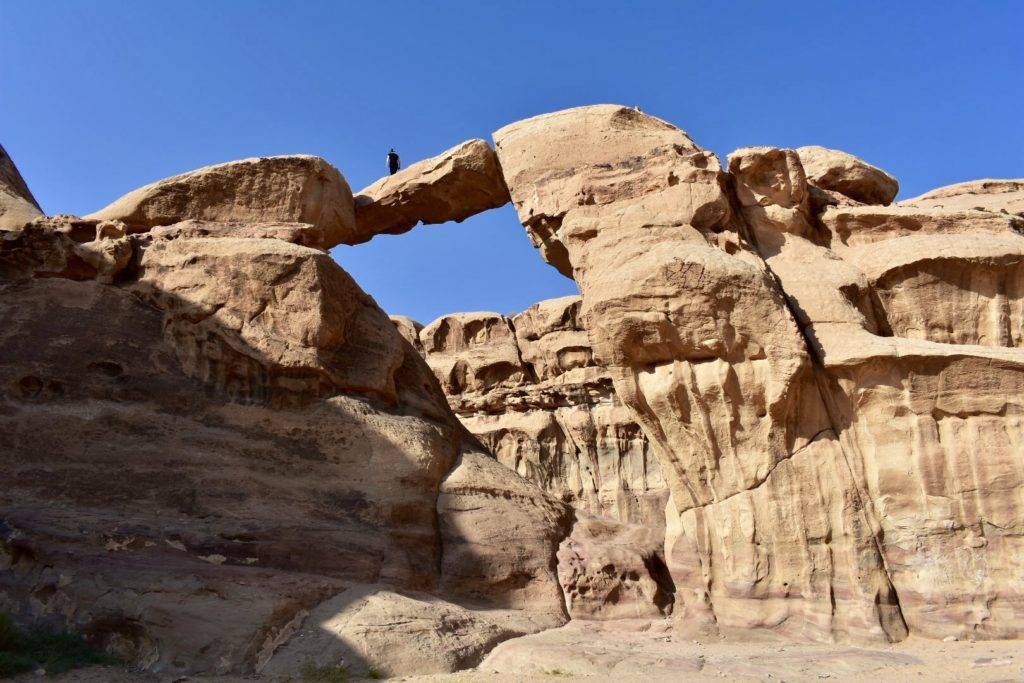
<box><xmin>724</xmin><ymin>169</ymin><xmax>909</xmax><ymax>638</ymax></box>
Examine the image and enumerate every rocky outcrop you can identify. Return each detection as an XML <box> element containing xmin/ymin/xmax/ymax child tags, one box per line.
<box><xmin>796</xmin><ymin>145</ymin><xmax>900</xmax><ymax>205</ymax></box>
<box><xmin>729</xmin><ymin>145</ymin><xmax>1024</xmax><ymax>640</ymax></box>
<box><xmin>900</xmin><ymin>178</ymin><xmax>1024</xmax><ymax>216</ymax></box>
<box><xmin>0</xmin><ymin>143</ymin><xmax>44</xmax><ymax>229</ymax></box>
<box><xmin>437</xmin><ymin>451</ymin><xmax>572</xmax><ymax>629</ymax></box>
<box><xmin>494</xmin><ymin>104</ymin><xmax>1024</xmax><ymax>643</ymax></box>
<box><xmin>557</xmin><ymin>515</ymin><xmax>674</xmax><ymax>620</ymax></box>
<box><xmin>5</xmin><ymin>103</ymin><xmax>1024</xmax><ymax>678</ymax></box>
<box><xmin>411</xmin><ymin>296</ymin><xmax>669</xmax><ymax>526</ymax></box>
<box><xmin>0</xmin><ymin>160</ymin><xmax>570</xmax><ymax>676</ymax></box>
<box><xmin>85</xmin><ymin>155</ymin><xmax>356</xmax><ymax>249</ymax></box>
<box><xmin>352</xmin><ymin>139</ymin><xmax>510</xmax><ymax>244</ymax></box>
<box><xmin>259</xmin><ymin>585</ymin><xmax>524</xmax><ymax>678</ymax></box>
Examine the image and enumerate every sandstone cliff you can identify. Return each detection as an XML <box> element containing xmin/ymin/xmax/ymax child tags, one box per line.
<box><xmin>399</xmin><ymin>297</ymin><xmax>669</xmax><ymax>527</ymax></box>
<box><xmin>494</xmin><ymin>104</ymin><xmax>1024</xmax><ymax>642</ymax></box>
<box><xmin>2</xmin><ymin>102</ymin><xmax>1023</xmax><ymax>678</ymax></box>
<box><xmin>0</xmin><ymin>151</ymin><xmax>573</xmax><ymax>677</ymax></box>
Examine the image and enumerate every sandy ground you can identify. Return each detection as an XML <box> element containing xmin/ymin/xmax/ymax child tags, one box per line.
<box><xmin>17</xmin><ymin>619</ymin><xmax>1024</xmax><ymax>682</ymax></box>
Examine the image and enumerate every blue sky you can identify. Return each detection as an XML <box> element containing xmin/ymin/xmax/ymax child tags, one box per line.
<box><xmin>2</xmin><ymin>1</ymin><xmax>1021</xmax><ymax>324</ymax></box>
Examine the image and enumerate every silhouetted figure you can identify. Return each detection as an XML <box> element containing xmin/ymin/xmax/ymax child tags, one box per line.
<box><xmin>387</xmin><ymin>148</ymin><xmax>400</xmax><ymax>175</ymax></box>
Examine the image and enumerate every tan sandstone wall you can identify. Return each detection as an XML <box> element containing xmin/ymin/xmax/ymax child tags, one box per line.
<box><xmin>493</xmin><ymin>104</ymin><xmax>1024</xmax><ymax>643</ymax></box>
<box><xmin>400</xmin><ymin>295</ymin><xmax>670</xmax><ymax>527</ymax></box>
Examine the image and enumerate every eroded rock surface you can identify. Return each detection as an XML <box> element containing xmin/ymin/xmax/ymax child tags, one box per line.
<box><xmin>411</xmin><ymin>297</ymin><xmax>669</xmax><ymax>526</ymax></box>
<box><xmin>85</xmin><ymin>155</ymin><xmax>356</xmax><ymax>249</ymax></box>
<box><xmin>796</xmin><ymin>145</ymin><xmax>899</xmax><ymax>205</ymax></box>
<box><xmin>4</xmin><ymin>104</ymin><xmax>1024</xmax><ymax>679</ymax></box>
<box><xmin>495</xmin><ymin>104</ymin><xmax>1024</xmax><ymax>643</ymax></box>
<box><xmin>352</xmin><ymin>139</ymin><xmax>510</xmax><ymax>244</ymax></box>
<box><xmin>900</xmin><ymin>178</ymin><xmax>1024</xmax><ymax>216</ymax></box>
<box><xmin>557</xmin><ymin>515</ymin><xmax>674</xmax><ymax>620</ymax></box>
<box><xmin>0</xmin><ymin>161</ymin><xmax>570</xmax><ymax>677</ymax></box>
<box><xmin>0</xmin><ymin>143</ymin><xmax>44</xmax><ymax>229</ymax></box>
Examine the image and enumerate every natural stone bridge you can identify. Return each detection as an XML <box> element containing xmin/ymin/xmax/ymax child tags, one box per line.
<box><xmin>2</xmin><ymin>105</ymin><xmax>1023</xmax><ymax>676</ymax></box>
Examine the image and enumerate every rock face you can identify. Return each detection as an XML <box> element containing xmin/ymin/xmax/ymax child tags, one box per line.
<box><xmin>494</xmin><ymin>104</ymin><xmax>1024</xmax><ymax>643</ymax></box>
<box><xmin>85</xmin><ymin>155</ymin><xmax>356</xmax><ymax>249</ymax></box>
<box><xmin>0</xmin><ymin>160</ymin><xmax>570</xmax><ymax>676</ymax></box>
<box><xmin>5</xmin><ymin>105</ymin><xmax>1024</xmax><ymax>678</ymax></box>
<box><xmin>259</xmin><ymin>585</ymin><xmax>523</xmax><ymax>678</ymax></box>
<box><xmin>352</xmin><ymin>139</ymin><xmax>510</xmax><ymax>244</ymax></box>
<box><xmin>796</xmin><ymin>145</ymin><xmax>900</xmax><ymax>205</ymax></box>
<box><xmin>900</xmin><ymin>178</ymin><xmax>1024</xmax><ymax>216</ymax></box>
<box><xmin>0</xmin><ymin>144</ymin><xmax>44</xmax><ymax>229</ymax></box>
<box><xmin>557</xmin><ymin>515</ymin><xmax>674</xmax><ymax>620</ymax></box>
<box><xmin>411</xmin><ymin>296</ymin><xmax>669</xmax><ymax>526</ymax></box>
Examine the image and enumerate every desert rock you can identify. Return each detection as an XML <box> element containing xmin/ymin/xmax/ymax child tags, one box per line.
<box><xmin>0</xmin><ymin>143</ymin><xmax>44</xmax><ymax>229</ymax></box>
<box><xmin>86</xmin><ymin>155</ymin><xmax>356</xmax><ymax>249</ymax></box>
<box><xmin>557</xmin><ymin>515</ymin><xmax>674</xmax><ymax>620</ymax></box>
<box><xmin>796</xmin><ymin>145</ymin><xmax>899</xmax><ymax>205</ymax></box>
<box><xmin>0</xmin><ymin>163</ymin><xmax>567</xmax><ymax>676</ymax></box>
<box><xmin>260</xmin><ymin>585</ymin><xmax>523</xmax><ymax>678</ymax></box>
<box><xmin>413</xmin><ymin>298</ymin><xmax>669</xmax><ymax>526</ymax></box>
<box><xmin>436</xmin><ymin>451</ymin><xmax>572</xmax><ymax>630</ymax></box>
<box><xmin>352</xmin><ymin>139</ymin><xmax>510</xmax><ymax>244</ymax></box>
<box><xmin>497</xmin><ymin>106</ymin><xmax>905</xmax><ymax>641</ymax></box>
<box><xmin>899</xmin><ymin>177</ymin><xmax>1024</xmax><ymax>216</ymax></box>
<box><xmin>729</xmin><ymin>144</ymin><xmax>1024</xmax><ymax>639</ymax></box>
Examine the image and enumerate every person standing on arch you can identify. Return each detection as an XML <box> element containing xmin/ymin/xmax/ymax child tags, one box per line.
<box><xmin>387</xmin><ymin>148</ymin><xmax>400</xmax><ymax>175</ymax></box>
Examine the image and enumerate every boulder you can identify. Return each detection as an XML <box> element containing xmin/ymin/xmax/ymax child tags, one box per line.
<box><xmin>493</xmin><ymin>104</ymin><xmax>728</xmax><ymax>277</ymax></box>
<box><xmin>796</xmin><ymin>145</ymin><xmax>899</xmax><ymax>205</ymax></box>
<box><xmin>352</xmin><ymin>139</ymin><xmax>510</xmax><ymax>244</ymax></box>
<box><xmin>85</xmin><ymin>155</ymin><xmax>356</xmax><ymax>249</ymax></box>
<box><xmin>899</xmin><ymin>178</ymin><xmax>1024</xmax><ymax>216</ymax></box>
<box><xmin>0</xmin><ymin>143</ymin><xmax>44</xmax><ymax>229</ymax></box>
<box><xmin>557</xmin><ymin>515</ymin><xmax>674</xmax><ymax>620</ymax></box>
<box><xmin>436</xmin><ymin>451</ymin><xmax>572</xmax><ymax>630</ymax></box>
<box><xmin>259</xmin><ymin>585</ymin><xmax>522</xmax><ymax>678</ymax></box>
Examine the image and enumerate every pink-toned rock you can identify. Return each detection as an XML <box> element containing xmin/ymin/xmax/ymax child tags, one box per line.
<box><xmin>557</xmin><ymin>515</ymin><xmax>674</xmax><ymax>620</ymax></box>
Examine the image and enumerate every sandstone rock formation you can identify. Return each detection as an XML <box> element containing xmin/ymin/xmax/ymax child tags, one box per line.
<box><xmin>0</xmin><ymin>143</ymin><xmax>44</xmax><ymax>229</ymax></box>
<box><xmin>85</xmin><ymin>155</ymin><xmax>356</xmax><ymax>249</ymax></box>
<box><xmin>796</xmin><ymin>145</ymin><xmax>900</xmax><ymax>205</ymax></box>
<box><xmin>4</xmin><ymin>102</ymin><xmax>1023</xmax><ymax>679</ymax></box>
<box><xmin>411</xmin><ymin>296</ymin><xmax>669</xmax><ymax>526</ymax></box>
<box><xmin>900</xmin><ymin>178</ymin><xmax>1024</xmax><ymax>216</ymax></box>
<box><xmin>494</xmin><ymin>104</ymin><xmax>1024</xmax><ymax>643</ymax></box>
<box><xmin>352</xmin><ymin>139</ymin><xmax>510</xmax><ymax>244</ymax></box>
<box><xmin>557</xmin><ymin>515</ymin><xmax>674</xmax><ymax>620</ymax></box>
<box><xmin>0</xmin><ymin>159</ymin><xmax>570</xmax><ymax>677</ymax></box>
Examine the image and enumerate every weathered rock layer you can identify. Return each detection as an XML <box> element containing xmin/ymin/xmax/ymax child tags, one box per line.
<box><xmin>406</xmin><ymin>296</ymin><xmax>669</xmax><ymax>527</ymax></box>
<box><xmin>3</xmin><ymin>102</ymin><xmax>1022</xmax><ymax>679</ymax></box>
<box><xmin>494</xmin><ymin>104</ymin><xmax>1024</xmax><ymax>642</ymax></box>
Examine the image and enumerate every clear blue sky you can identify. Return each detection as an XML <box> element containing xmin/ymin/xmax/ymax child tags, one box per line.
<box><xmin>3</xmin><ymin>2</ymin><xmax>1021</xmax><ymax>324</ymax></box>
